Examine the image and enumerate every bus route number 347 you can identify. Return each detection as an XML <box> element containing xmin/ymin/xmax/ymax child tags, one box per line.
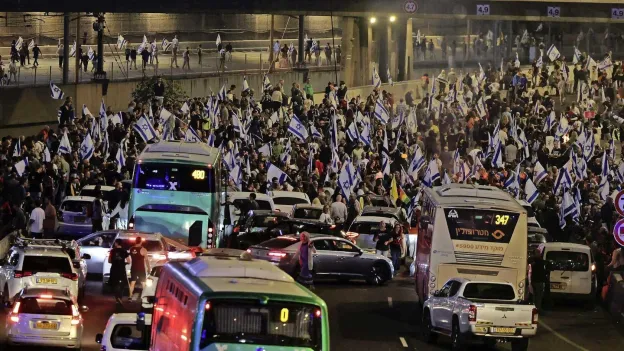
<box><xmin>495</xmin><ymin>214</ymin><xmax>509</xmax><ymax>225</ymax></box>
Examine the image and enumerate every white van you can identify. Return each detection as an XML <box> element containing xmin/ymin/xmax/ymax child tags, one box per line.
<box><xmin>95</xmin><ymin>313</ymin><xmax>151</xmax><ymax>351</ymax></box>
<box><xmin>541</xmin><ymin>243</ymin><xmax>597</xmax><ymax>301</ymax></box>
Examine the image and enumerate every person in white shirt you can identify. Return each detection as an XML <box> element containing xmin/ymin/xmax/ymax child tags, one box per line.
<box><xmin>171</xmin><ymin>35</ymin><xmax>179</xmax><ymax>68</ymax></box>
<box><xmin>318</xmin><ymin>205</ymin><xmax>333</xmax><ymax>225</ymax></box>
<box><xmin>29</xmin><ymin>200</ymin><xmax>45</xmax><ymax>239</ymax></box>
<box><xmin>330</xmin><ymin>194</ymin><xmax>348</xmax><ymax>225</ymax></box>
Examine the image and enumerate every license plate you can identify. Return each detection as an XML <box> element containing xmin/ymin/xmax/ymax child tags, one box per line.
<box><xmin>36</xmin><ymin>278</ymin><xmax>58</xmax><ymax>284</ymax></box>
<box><xmin>550</xmin><ymin>282</ymin><xmax>566</xmax><ymax>290</ymax></box>
<box><xmin>35</xmin><ymin>321</ymin><xmax>58</xmax><ymax>329</ymax></box>
<box><xmin>491</xmin><ymin>327</ymin><xmax>516</xmax><ymax>334</ymax></box>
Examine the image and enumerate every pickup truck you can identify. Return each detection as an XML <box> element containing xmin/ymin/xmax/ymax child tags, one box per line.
<box><xmin>422</xmin><ymin>278</ymin><xmax>537</xmax><ymax>351</ymax></box>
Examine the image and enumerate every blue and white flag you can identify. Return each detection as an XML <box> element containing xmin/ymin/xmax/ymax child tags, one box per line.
<box><xmin>559</xmin><ymin>189</ymin><xmax>578</xmax><ymax>229</ymax></box>
<box><xmin>184</xmin><ymin>127</ymin><xmax>201</xmax><ymax>142</ymax></box>
<box><xmin>374</xmin><ymin>98</ymin><xmax>389</xmax><ymax>124</ymax></box>
<box><xmin>608</xmin><ymin>139</ymin><xmax>615</xmax><ymax>159</ymax></box>
<box><xmin>598</xmin><ymin>57</ymin><xmax>613</xmax><ymax>71</ymax></box>
<box><xmin>117</xmin><ymin>34</ymin><xmax>127</xmax><ymax>50</ymax></box>
<box><xmin>408</xmin><ymin>145</ymin><xmax>426</xmax><ymax>180</ymax></box>
<box><xmin>101</xmin><ymin>130</ymin><xmax>109</xmax><ymax>159</ymax></box>
<box><xmin>229</xmin><ymin>164</ymin><xmax>243</xmax><ymax>191</ymax></box>
<box><xmin>475</xmin><ymin>96</ymin><xmax>487</xmax><ymax>118</ymax></box>
<box><xmin>553</xmin><ymin>167</ymin><xmax>572</xmax><ymax>195</ymax></box>
<box><xmin>15</xmin><ymin>36</ymin><xmax>23</xmax><ymax>50</ymax></box>
<box><xmin>536</xmin><ymin>54</ymin><xmax>543</xmax><ymax>68</ymax></box>
<box><xmin>338</xmin><ymin>160</ymin><xmax>358</xmax><ymax>198</ymax></box>
<box><xmin>217</xmin><ymin>84</ymin><xmax>227</xmax><ymax>102</ymax></box>
<box><xmin>524</xmin><ymin>178</ymin><xmax>539</xmax><ymax>204</ymax></box>
<box><xmin>288</xmin><ymin>116</ymin><xmax>309</xmax><ymax>142</ymax></box>
<box><xmin>81</xmin><ymin>104</ymin><xmax>92</xmax><ymax>118</ymax></box>
<box><xmin>99</xmin><ymin>99</ymin><xmax>107</xmax><ymax>120</ymax></box>
<box><xmin>232</xmin><ymin>112</ymin><xmax>247</xmax><ymax>139</ymax></box>
<box><xmin>242</xmin><ymin>76</ymin><xmax>250</xmax><ymax>93</ymax></box>
<box><xmin>346</xmin><ymin>122</ymin><xmax>359</xmax><ymax>142</ymax></box>
<box><xmin>387</xmin><ymin>67</ymin><xmax>394</xmax><ymax>86</ymax></box>
<box><xmin>263</xmin><ymin>75</ymin><xmax>271</xmax><ymax>91</ymax></box>
<box><xmin>267</xmin><ymin>162</ymin><xmax>289</xmax><ymax>184</ymax></box>
<box><xmin>216</xmin><ymin>33</ymin><xmax>222</xmax><ymax>47</ymax></box>
<box><xmin>533</xmin><ymin>161</ymin><xmax>547</xmax><ymax>185</ymax></box>
<box><xmin>543</xmin><ymin>111</ymin><xmax>555</xmax><ymax>132</ymax></box>
<box><xmin>517</xmin><ymin>129</ymin><xmax>530</xmax><ymax>160</ymax></box>
<box><xmin>360</xmin><ymin>121</ymin><xmax>372</xmax><ymax>147</ymax></box>
<box><xmin>280</xmin><ymin>139</ymin><xmax>292</xmax><ymax>165</ymax></box>
<box><xmin>381</xmin><ymin>131</ymin><xmax>391</xmax><ymax>177</ymax></box>
<box><xmin>504</xmin><ymin>163</ymin><xmax>521</xmax><ymax>195</ymax></box>
<box><xmin>161</xmin><ymin>38</ymin><xmax>171</xmax><ymax>51</ymax></box>
<box><xmin>50</xmin><ymin>81</ymin><xmax>65</xmax><ymax>100</ymax></box>
<box><xmin>582</xmin><ymin>129</ymin><xmax>595</xmax><ymax>160</ymax></box>
<box><xmin>87</xmin><ymin>46</ymin><xmax>95</xmax><ymax>61</ymax></box>
<box><xmin>207</xmin><ymin>133</ymin><xmax>216</xmax><ymax>147</ymax></box>
<box><xmin>79</xmin><ymin>133</ymin><xmax>94</xmax><ymax>160</ymax></box>
<box><xmin>491</xmin><ymin>141</ymin><xmax>504</xmax><ymax>168</ymax></box>
<box><xmin>14</xmin><ymin>158</ymin><xmax>28</xmax><ymax>177</ymax></box>
<box><xmin>372</xmin><ymin>67</ymin><xmax>381</xmax><ymax>89</ymax></box>
<box><xmin>258</xmin><ymin>143</ymin><xmax>272</xmax><ymax>157</ymax></box>
<box><xmin>547</xmin><ymin>44</ymin><xmax>560</xmax><ymax>61</ymax></box>
<box><xmin>12</xmin><ymin>138</ymin><xmax>20</xmax><ymax>157</ymax></box>
<box><xmin>133</xmin><ymin>116</ymin><xmax>158</xmax><ymax>142</ymax></box>
<box><xmin>599</xmin><ymin>151</ymin><xmax>610</xmax><ymax>201</ymax></box>
<box><xmin>442</xmin><ymin>171</ymin><xmax>452</xmax><ymax>185</ymax></box>
<box><xmin>391</xmin><ymin>110</ymin><xmax>404</xmax><ymax>130</ymax></box>
<box><xmin>310</xmin><ymin>125</ymin><xmax>322</xmax><ymax>139</ymax></box>
<box><xmin>115</xmin><ymin>145</ymin><xmax>126</xmax><ymax>172</ymax></box>
<box><xmin>572</xmin><ymin>46</ymin><xmax>581</xmax><ymax>64</ymax></box>
<box><xmin>58</xmin><ymin>132</ymin><xmax>71</xmax><ymax>154</ymax></box>
<box><xmin>617</xmin><ymin>161</ymin><xmax>624</xmax><ymax>183</ymax></box>
<box><xmin>422</xmin><ymin>159</ymin><xmax>440</xmax><ymax>188</ymax></box>
<box><xmin>43</xmin><ymin>145</ymin><xmax>51</xmax><ymax>163</ymax></box>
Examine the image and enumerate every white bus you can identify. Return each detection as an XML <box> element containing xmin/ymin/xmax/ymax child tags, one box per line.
<box><xmin>414</xmin><ymin>184</ymin><xmax>528</xmax><ymax>305</ymax></box>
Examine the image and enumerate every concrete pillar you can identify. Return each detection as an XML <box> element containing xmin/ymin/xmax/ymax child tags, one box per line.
<box><xmin>63</xmin><ymin>12</ymin><xmax>70</xmax><ymax>84</ymax></box>
<box><xmin>378</xmin><ymin>18</ymin><xmax>389</xmax><ymax>83</ymax></box>
<box><xmin>352</xmin><ymin>19</ymin><xmax>362</xmax><ymax>86</ymax></box>
<box><xmin>341</xmin><ymin>17</ymin><xmax>355</xmax><ymax>88</ymax></box>
<box><xmin>398</xmin><ymin>17</ymin><xmax>409</xmax><ymax>82</ymax></box>
<box><xmin>298</xmin><ymin>15</ymin><xmax>305</xmax><ymax>65</ymax></box>
<box><xmin>75</xmin><ymin>13</ymin><xmax>81</xmax><ymax>84</ymax></box>
<box><xmin>363</xmin><ymin>18</ymin><xmax>371</xmax><ymax>86</ymax></box>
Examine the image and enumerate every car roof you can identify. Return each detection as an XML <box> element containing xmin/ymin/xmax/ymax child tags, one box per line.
<box><xmin>353</xmin><ymin>216</ymin><xmax>398</xmax><ymax>223</ymax></box>
<box><xmin>200</xmin><ymin>248</ymin><xmax>246</xmax><ymax>258</ymax></box>
<box><xmin>293</xmin><ymin>204</ymin><xmax>323</xmax><ymax>209</ymax></box>
<box><xmin>228</xmin><ymin>192</ymin><xmax>272</xmax><ymax>201</ymax></box>
<box><xmin>117</xmin><ymin>231</ymin><xmax>163</xmax><ymax>241</ymax></box>
<box><xmin>62</xmin><ymin>196</ymin><xmax>96</xmax><ymax>202</ymax></box>
<box><xmin>139</xmin><ymin>140</ymin><xmax>219</xmax><ymax>165</ymax></box>
<box><xmin>542</xmin><ymin>242</ymin><xmax>591</xmax><ymax>251</ymax></box>
<box><xmin>424</xmin><ymin>184</ymin><xmax>526</xmax><ymax>213</ymax></box>
<box><xmin>249</xmin><ymin>210</ymin><xmax>289</xmax><ymax>217</ymax></box>
<box><xmin>361</xmin><ymin>206</ymin><xmax>400</xmax><ymax>215</ymax></box>
<box><xmin>107</xmin><ymin>313</ymin><xmax>153</xmax><ymax>325</ymax></box>
<box><xmin>81</xmin><ymin>185</ymin><xmax>115</xmax><ymax>191</ymax></box>
<box><xmin>272</xmin><ymin>191</ymin><xmax>309</xmax><ymax>199</ymax></box>
<box><xmin>20</xmin><ymin>247</ymin><xmax>71</xmax><ymax>257</ymax></box>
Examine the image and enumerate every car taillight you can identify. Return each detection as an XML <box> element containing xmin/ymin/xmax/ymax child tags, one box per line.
<box><xmin>207</xmin><ymin>220</ymin><xmax>215</xmax><ymax>248</ymax></box>
<box><xmin>532</xmin><ymin>307</ymin><xmax>538</xmax><ymax>324</ymax></box>
<box><xmin>151</xmin><ymin>253</ymin><xmax>167</xmax><ymax>261</ymax></box>
<box><xmin>468</xmin><ymin>305</ymin><xmax>477</xmax><ymax>322</ymax></box>
<box><xmin>233</xmin><ymin>226</ymin><xmax>240</xmax><ymax>233</ymax></box>
<box><xmin>246</xmin><ymin>249</ymin><xmax>252</xmax><ymax>253</ymax></box>
<box><xmin>128</xmin><ymin>217</ymin><xmax>135</xmax><ymax>229</ymax></box>
<box><xmin>268</xmin><ymin>251</ymin><xmax>287</xmax><ymax>259</ymax></box>
<box><xmin>62</xmin><ymin>273</ymin><xmax>79</xmax><ymax>281</ymax></box>
<box><xmin>14</xmin><ymin>271</ymin><xmax>33</xmax><ymax>278</ymax></box>
<box><xmin>9</xmin><ymin>315</ymin><xmax>19</xmax><ymax>323</ymax></box>
<box><xmin>12</xmin><ymin>301</ymin><xmax>21</xmax><ymax>314</ymax></box>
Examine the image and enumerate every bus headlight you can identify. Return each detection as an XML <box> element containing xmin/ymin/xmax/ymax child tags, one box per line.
<box><xmin>430</xmin><ymin>275</ymin><xmax>436</xmax><ymax>282</ymax></box>
<box><xmin>518</xmin><ymin>288</ymin><xmax>524</xmax><ymax>295</ymax></box>
<box><xmin>429</xmin><ymin>282</ymin><xmax>436</xmax><ymax>288</ymax></box>
<box><xmin>518</xmin><ymin>281</ymin><xmax>525</xmax><ymax>288</ymax></box>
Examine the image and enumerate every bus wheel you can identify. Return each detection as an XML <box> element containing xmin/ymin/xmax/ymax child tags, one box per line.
<box><xmin>367</xmin><ymin>263</ymin><xmax>389</xmax><ymax>286</ymax></box>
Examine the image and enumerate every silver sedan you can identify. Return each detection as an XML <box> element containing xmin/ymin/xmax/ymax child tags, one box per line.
<box><xmin>249</xmin><ymin>234</ymin><xmax>394</xmax><ymax>285</ymax></box>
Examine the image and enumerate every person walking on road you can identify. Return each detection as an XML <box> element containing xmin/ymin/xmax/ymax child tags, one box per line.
<box><xmin>196</xmin><ymin>45</ymin><xmax>203</xmax><ymax>66</ymax></box>
<box><xmin>29</xmin><ymin>199</ymin><xmax>45</xmax><ymax>239</ymax></box>
<box><xmin>151</xmin><ymin>40</ymin><xmax>159</xmax><ymax>65</ymax></box>
<box><xmin>373</xmin><ymin>221</ymin><xmax>392</xmax><ymax>257</ymax></box>
<box><xmin>297</xmin><ymin>231</ymin><xmax>316</xmax><ymax>289</ymax></box>
<box><xmin>32</xmin><ymin>44</ymin><xmax>42</xmax><ymax>67</ymax></box>
<box><xmin>141</xmin><ymin>46</ymin><xmax>150</xmax><ymax>71</ymax></box>
<box><xmin>389</xmin><ymin>224</ymin><xmax>404</xmax><ymax>273</ymax></box>
<box><xmin>108</xmin><ymin>239</ymin><xmax>130</xmax><ymax>306</ymax></box>
<box><xmin>57</xmin><ymin>43</ymin><xmax>64</xmax><ymax>69</ymax></box>
<box><xmin>171</xmin><ymin>35</ymin><xmax>180</xmax><ymax>68</ymax></box>
<box><xmin>529</xmin><ymin>248</ymin><xmax>549</xmax><ymax>312</ymax></box>
<box><xmin>182</xmin><ymin>47</ymin><xmax>191</xmax><ymax>70</ymax></box>
<box><xmin>91</xmin><ymin>186</ymin><xmax>105</xmax><ymax>233</ymax></box>
<box><xmin>128</xmin><ymin>237</ymin><xmax>149</xmax><ymax>300</ymax></box>
<box><xmin>225</xmin><ymin>42</ymin><xmax>233</xmax><ymax>62</ymax></box>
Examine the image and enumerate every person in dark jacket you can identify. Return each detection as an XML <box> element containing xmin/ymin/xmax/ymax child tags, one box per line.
<box><xmin>108</xmin><ymin>239</ymin><xmax>130</xmax><ymax>306</ymax></box>
<box><xmin>601</xmin><ymin>196</ymin><xmax>616</xmax><ymax>230</ymax></box>
<box><xmin>529</xmin><ymin>248</ymin><xmax>549</xmax><ymax>312</ymax></box>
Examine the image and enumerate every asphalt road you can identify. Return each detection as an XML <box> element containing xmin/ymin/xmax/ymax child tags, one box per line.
<box><xmin>0</xmin><ymin>272</ymin><xmax>621</xmax><ymax>351</ymax></box>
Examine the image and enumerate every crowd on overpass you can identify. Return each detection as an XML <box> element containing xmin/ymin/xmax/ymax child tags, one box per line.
<box><xmin>3</xmin><ymin>34</ymin><xmax>624</xmax><ymax>309</ymax></box>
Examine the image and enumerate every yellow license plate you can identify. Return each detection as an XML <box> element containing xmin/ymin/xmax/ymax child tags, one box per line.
<box><xmin>36</xmin><ymin>278</ymin><xmax>58</xmax><ymax>284</ymax></box>
<box><xmin>35</xmin><ymin>321</ymin><xmax>58</xmax><ymax>329</ymax></box>
<box><xmin>550</xmin><ymin>282</ymin><xmax>566</xmax><ymax>290</ymax></box>
<box><xmin>491</xmin><ymin>327</ymin><xmax>515</xmax><ymax>334</ymax></box>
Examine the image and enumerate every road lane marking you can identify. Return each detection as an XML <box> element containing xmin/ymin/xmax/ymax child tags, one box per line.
<box><xmin>399</xmin><ymin>337</ymin><xmax>408</xmax><ymax>347</ymax></box>
<box><xmin>539</xmin><ymin>320</ymin><xmax>590</xmax><ymax>351</ymax></box>
<box><xmin>388</xmin><ymin>297</ymin><xmax>393</xmax><ymax>307</ymax></box>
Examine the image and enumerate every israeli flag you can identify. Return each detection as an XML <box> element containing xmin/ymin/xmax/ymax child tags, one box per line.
<box><xmin>28</xmin><ymin>39</ymin><xmax>34</xmax><ymax>51</ymax></box>
<box><xmin>310</xmin><ymin>125</ymin><xmax>322</xmax><ymax>139</ymax></box>
<box><xmin>258</xmin><ymin>143</ymin><xmax>272</xmax><ymax>157</ymax></box>
<box><xmin>330</xmin><ymin>112</ymin><xmax>339</xmax><ymax>148</ymax></box>
<box><xmin>360</xmin><ymin>121</ymin><xmax>372</xmax><ymax>147</ymax></box>
<box><xmin>14</xmin><ymin>158</ymin><xmax>28</xmax><ymax>177</ymax></box>
<box><xmin>338</xmin><ymin>160</ymin><xmax>358</xmax><ymax>198</ymax></box>
<box><xmin>408</xmin><ymin>145</ymin><xmax>426</xmax><ymax>180</ymax></box>
<box><xmin>70</xmin><ymin>41</ymin><xmax>76</xmax><ymax>57</ymax></box>
<box><xmin>216</xmin><ymin>34</ymin><xmax>222</xmax><ymax>47</ymax></box>
<box><xmin>372</xmin><ymin>66</ymin><xmax>381</xmax><ymax>89</ymax></box>
<box><xmin>553</xmin><ymin>167</ymin><xmax>572</xmax><ymax>195</ymax></box>
<box><xmin>491</xmin><ymin>141</ymin><xmax>504</xmax><ymax>168</ymax></box>
<box><xmin>536</xmin><ymin>54</ymin><xmax>543</xmax><ymax>68</ymax></box>
<box><xmin>599</xmin><ymin>57</ymin><xmax>613</xmax><ymax>71</ymax></box>
<box><xmin>58</xmin><ymin>132</ymin><xmax>72</xmax><ymax>154</ymax></box>
<box><xmin>50</xmin><ymin>81</ymin><xmax>65</xmax><ymax>100</ymax></box>
<box><xmin>12</xmin><ymin>139</ymin><xmax>21</xmax><ymax>157</ymax></box>
<box><xmin>101</xmin><ymin>130</ymin><xmax>110</xmax><ymax>160</ymax></box>
<box><xmin>608</xmin><ymin>138</ymin><xmax>616</xmax><ymax>159</ymax></box>
<box><xmin>442</xmin><ymin>171</ymin><xmax>452</xmax><ymax>185</ymax></box>
<box><xmin>387</xmin><ymin>67</ymin><xmax>394</xmax><ymax>86</ymax></box>
<box><xmin>391</xmin><ymin>110</ymin><xmax>404</xmax><ymax>130</ymax></box>
<box><xmin>217</xmin><ymin>84</ymin><xmax>227</xmax><ymax>102</ymax></box>
<box><xmin>476</xmin><ymin>97</ymin><xmax>487</xmax><ymax>118</ymax></box>
<box><xmin>41</xmin><ymin>145</ymin><xmax>51</xmax><ymax>163</ymax></box>
<box><xmin>184</xmin><ymin>127</ymin><xmax>201</xmax><ymax>142</ymax></box>
<box><xmin>524</xmin><ymin>178</ymin><xmax>539</xmax><ymax>204</ymax></box>
<box><xmin>263</xmin><ymin>75</ymin><xmax>271</xmax><ymax>91</ymax></box>
<box><xmin>381</xmin><ymin>131</ymin><xmax>391</xmax><ymax>177</ymax></box>
<box><xmin>15</xmin><ymin>36</ymin><xmax>23</xmax><ymax>50</ymax></box>
<box><xmin>543</xmin><ymin>111</ymin><xmax>555</xmax><ymax>132</ymax></box>
<box><xmin>229</xmin><ymin>164</ymin><xmax>243</xmax><ymax>190</ymax></box>
<box><xmin>559</xmin><ymin>190</ymin><xmax>577</xmax><ymax>229</ymax></box>
<box><xmin>573</xmin><ymin>46</ymin><xmax>582</xmax><ymax>64</ymax></box>
<box><xmin>547</xmin><ymin>44</ymin><xmax>560</xmax><ymax>61</ymax></box>
<box><xmin>267</xmin><ymin>162</ymin><xmax>289</xmax><ymax>184</ymax></box>
<box><xmin>207</xmin><ymin>133</ymin><xmax>216</xmax><ymax>147</ymax></box>
<box><xmin>181</xmin><ymin>102</ymin><xmax>190</xmax><ymax>115</ymax></box>
<box><xmin>374</xmin><ymin>98</ymin><xmax>389</xmax><ymax>124</ymax></box>
<box><xmin>116</xmin><ymin>146</ymin><xmax>126</xmax><ymax>173</ymax></box>
<box><xmin>161</xmin><ymin>38</ymin><xmax>171</xmax><ymax>52</ymax></box>
<box><xmin>79</xmin><ymin>133</ymin><xmax>94</xmax><ymax>160</ymax></box>
<box><xmin>504</xmin><ymin>163</ymin><xmax>521</xmax><ymax>194</ymax></box>
<box><xmin>346</xmin><ymin>122</ymin><xmax>359</xmax><ymax>142</ymax></box>
<box><xmin>583</xmin><ymin>129</ymin><xmax>595</xmax><ymax>160</ymax></box>
<box><xmin>243</xmin><ymin>76</ymin><xmax>250</xmax><ymax>93</ymax></box>
<box><xmin>280</xmin><ymin>139</ymin><xmax>292</xmax><ymax>165</ymax></box>
<box><xmin>87</xmin><ymin>46</ymin><xmax>94</xmax><ymax>61</ymax></box>
<box><xmin>423</xmin><ymin>160</ymin><xmax>440</xmax><ymax>188</ymax></box>
<box><xmin>117</xmin><ymin>34</ymin><xmax>127</xmax><ymax>50</ymax></box>
<box><xmin>133</xmin><ymin>116</ymin><xmax>157</xmax><ymax>142</ymax></box>
<box><xmin>110</xmin><ymin>112</ymin><xmax>123</xmax><ymax>126</ymax></box>
<box><xmin>616</xmin><ymin>161</ymin><xmax>624</xmax><ymax>183</ymax></box>
<box><xmin>81</xmin><ymin>104</ymin><xmax>92</xmax><ymax>118</ymax></box>
<box><xmin>288</xmin><ymin>116</ymin><xmax>309</xmax><ymax>142</ymax></box>
<box><xmin>599</xmin><ymin>151</ymin><xmax>610</xmax><ymax>201</ymax></box>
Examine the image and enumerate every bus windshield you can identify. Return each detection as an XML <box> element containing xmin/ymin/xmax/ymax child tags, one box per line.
<box><xmin>200</xmin><ymin>299</ymin><xmax>322</xmax><ymax>349</ymax></box>
<box><xmin>444</xmin><ymin>209</ymin><xmax>519</xmax><ymax>244</ymax></box>
<box><xmin>134</xmin><ymin>163</ymin><xmax>215</xmax><ymax>193</ymax></box>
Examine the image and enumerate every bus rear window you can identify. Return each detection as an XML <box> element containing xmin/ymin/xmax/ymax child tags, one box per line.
<box><xmin>546</xmin><ymin>251</ymin><xmax>589</xmax><ymax>272</ymax></box>
<box><xmin>134</xmin><ymin>163</ymin><xmax>215</xmax><ymax>193</ymax></box>
<box><xmin>444</xmin><ymin>209</ymin><xmax>519</xmax><ymax>244</ymax></box>
<box><xmin>200</xmin><ymin>300</ymin><xmax>322</xmax><ymax>349</ymax></box>
<box><xmin>463</xmin><ymin>283</ymin><xmax>516</xmax><ymax>300</ymax></box>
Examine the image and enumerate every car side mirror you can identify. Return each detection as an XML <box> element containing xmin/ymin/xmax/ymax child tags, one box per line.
<box><xmin>80</xmin><ymin>305</ymin><xmax>89</xmax><ymax>313</ymax></box>
<box><xmin>81</xmin><ymin>254</ymin><xmax>91</xmax><ymax>260</ymax></box>
<box><xmin>95</xmin><ymin>333</ymin><xmax>103</xmax><ymax>344</ymax></box>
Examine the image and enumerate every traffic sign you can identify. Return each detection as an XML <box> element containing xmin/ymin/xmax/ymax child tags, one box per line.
<box><xmin>404</xmin><ymin>0</ymin><xmax>418</xmax><ymax>13</ymax></box>
<box><xmin>615</xmin><ymin>189</ymin><xmax>624</xmax><ymax>217</ymax></box>
<box><xmin>547</xmin><ymin>6</ymin><xmax>561</xmax><ymax>18</ymax></box>
<box><xmin>612</xmin><ymin>8</ymin><xmax>624</xmax><ymax>20</ymax></box>
<box><xmin>613</xmin><ymin>218</ymin><xmax>624</xmax><ymax>246</ymax></box>
<box><xmin>477</xmin><ymin>4</ymin><xmax>490</xmax><ymax>16</ymax></box>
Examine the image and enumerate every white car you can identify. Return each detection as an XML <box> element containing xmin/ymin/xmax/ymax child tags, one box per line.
<box><xmin>346</xmin><ymin>216</ymin><xmax>400</xmax><ymax>252</ymax></box>
<box><xmin>79</xmin><ymin>185</ymin><xmax>116</xmax><ymax>202</ymax></box>
<box><xmin>223</xmin><ymin>192</ymin><xmax>276</xmax><ymax>235</ymax></box>
<box><xmin>271</xmin><ymin>191</ymin><xmax>311</xmax><ymax>215</ymax></box>
<box><xmin>0</xmin><ymin>240</ymin><xmax>88</xmax><ymax>305</ymax></box>
<box><xmin>542</xmin><ymin>242</ymin><xmax>597</xmax><ymax>301</ymax></box>
<box><xmin>422</xmin><ymin>278</ymin><xmax>537</xmax><ymax>351</ymax></box>
<box><xmin>140</xmin><ymin>265</ymin><xmax>163</xmax><ymax>310</ymax></box>
<box><xmin>6</xmin><ymin>288</ymin><xmax>87</xmax><ymax>349</ymax></box>
<box><xmin>57</xmin><ymin>196</ymin><xmax>110</xmax><ymax>237</ymax></box>
<box><xmin>96</xmin><ymin>313</ymin><xmax>151</xmax><ymax>351</ymax></box>
<box><xmin>76</xmin><ymin>231</ymin><xmax>169</xmax><ymax>289</ymax></box>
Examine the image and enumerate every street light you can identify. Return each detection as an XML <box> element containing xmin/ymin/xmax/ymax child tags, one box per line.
<box><xmin>369</xmin><ymin>17</ymin><xmax>377</xmax><ymax>24</ymax></box>
<box><xmin>389</xmin><ymin>16</ymin><xmax>396</xmax><ymax>23</ymax></box>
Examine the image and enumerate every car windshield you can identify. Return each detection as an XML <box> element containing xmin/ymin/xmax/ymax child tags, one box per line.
<box><xmin>252</xmin><ymin>216</ymin><xmax>281</xmax><ymax>227</ymax></box>
<box><xmin>233</xmin><ymin>199</ymin><xmax>273</xmax><ymax>212</ymax></box>
<box><xmin>61</xmin><ymin>201</ymin><xmax>92</xmax><ymax>213</ymax></box>
<box><xmin>546</xmin><ymin>251</ymin><xmax>589</xmax><ymax>271</ymax></box>
<box><xmin>463</xmin><ymin>283</ymin><xmax>516</xmax><ymax>300</ymax></box>
<box><xmin>111</xmin><ymin>324</ymin><xmax>151</xmax><ymax>350</ymax></box>
<box><xmin>22</xmin><ymin>256</ymin><xmax>72</xmax><ymax>274</ymax></box>
<box><xmin>273</xmin><ymin>197</ymin><xmax>309</xmax><ymax>206</ymax></box>
<box><xmin>293</xmin><ymin>208</ymin><xmax>323</xmax><ymax>220</ymax></box>
<box><xmin>80</xmin><ymin>189</ymin><xmax>116</xmax><ymax>202</ymax></box>
<box><xmin>200</xmin><ymin>300</ymin><xmax>322</xmax><ymax>349</ymax></box>
<box><xmin>19</xmin><ymin>297</ymin><xmax>72</xmax><ymax>315</ymax></box>
<box><xmin>119</xmin><ymin>239</ymin><xmax>164</xmax><ymax>252</ymax></box>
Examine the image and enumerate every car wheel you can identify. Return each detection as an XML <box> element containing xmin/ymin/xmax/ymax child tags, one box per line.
<box><xmin>451</xmin><ymin>319</ymin><xmax>464</xmax><ymax>351</ymax></box>
<box><xmin>421</xmin><ymin>309</ymin><xmax>438</xmax><ymax>343</ymax></box>
<box><xmin>367</xmin><ymin>263</ymin><xmax>389</xmax><ymax>286</ymax></box>
<box><xmin>511</xmin><ymin>339</ymin><xmax>529</xmax><ymax>351</ymax></box>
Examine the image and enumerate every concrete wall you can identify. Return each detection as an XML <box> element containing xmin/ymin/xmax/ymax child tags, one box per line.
<box><xmin>0</xmin><ymin>69</ymin><xmax>423</xmax><ymax>138</ymax></box>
